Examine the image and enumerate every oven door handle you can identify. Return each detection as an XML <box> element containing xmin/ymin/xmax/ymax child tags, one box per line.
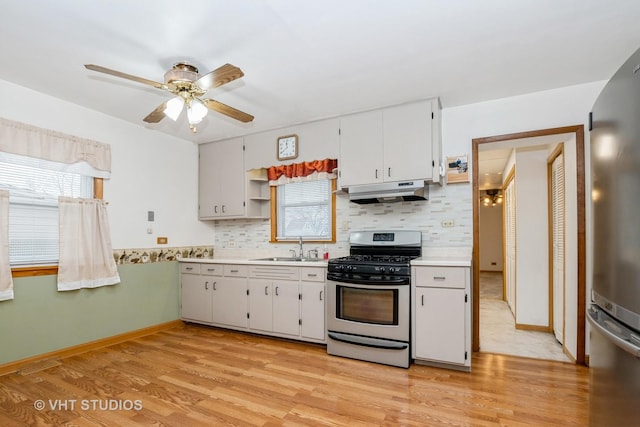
<box><xmin>326</xmin><ymin>274</ymin><xmax>409</xmax><ymax>286</ymax></box>
<box><xmin>328</xmin><ymin>332</ymin><xmax>408</xmax><ymax>350</ymax></box>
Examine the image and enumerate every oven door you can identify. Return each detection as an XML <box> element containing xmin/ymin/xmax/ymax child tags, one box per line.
<box><xmin>327</xmin><ymin>278</ymin><xmax>409</xmax><ymax>343</ymax></box>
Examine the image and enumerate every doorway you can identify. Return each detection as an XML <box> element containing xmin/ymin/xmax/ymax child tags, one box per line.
<box><xmin>471</xmin><ymin>126</ymin><xmax>586</xmax><ymax>365</ymax></box>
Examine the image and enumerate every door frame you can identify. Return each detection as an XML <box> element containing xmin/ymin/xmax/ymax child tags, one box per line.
<box><xmin>471</xmin><ymin>125</ymin><xmax>586</xmax><ymax>364</ymax></box>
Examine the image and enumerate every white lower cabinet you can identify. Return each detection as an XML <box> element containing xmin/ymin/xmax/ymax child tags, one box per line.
<box><xmin>212</xmin><ymin>275</ymin><xmax>248</xmax><ymax>329</ymax></box>
<box><xmin>412</xmin><ymin>265</ymin><xmax>471</xmax><ymax>371</ymax></box>
<box><xmin>248</xmin><ymin>278</ymin><xmax>299</xmax><ymax>337</ymax></box>
<box><xmin>181</xmin><ymin>262</ymin><xmax>326</xmax><ymax>344</ymax></box>
<box><xmin>180</xmin><ymin>267</ymin><xmax>213</xmax><ymax>323</ymax></box>
<box><xmin>300</xmin><ymin>268</ymin><xmax>326</xmax><ymax>341</ymax></box>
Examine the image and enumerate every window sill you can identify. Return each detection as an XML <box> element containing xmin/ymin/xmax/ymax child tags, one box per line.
<box><xmin>11</xmin><ymin>265</ymin><xmax>58</xmax><ymax>278</ymax></box>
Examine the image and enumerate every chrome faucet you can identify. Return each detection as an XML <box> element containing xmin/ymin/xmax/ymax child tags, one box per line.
<box><xmin>307</xmin><ymin>248</ymin><xmax>319</xmax><ymax>260</ymax></box>
<box><xmin>298</xmin><ymin>236</ymin><xmax>304</xmax><ymax>259</ymax></box>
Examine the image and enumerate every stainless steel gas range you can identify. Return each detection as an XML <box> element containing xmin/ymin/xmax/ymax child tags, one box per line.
<box><xmin>326</xmin><ymin>230</ymin><xmax>421</xmax><ymax>368</ymax></box>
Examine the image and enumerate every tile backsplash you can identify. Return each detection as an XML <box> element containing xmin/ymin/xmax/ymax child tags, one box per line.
<box><xmin>214</xmin><ymin>182</ymin><xmax>472</xmax><ymax>259</ymax></box>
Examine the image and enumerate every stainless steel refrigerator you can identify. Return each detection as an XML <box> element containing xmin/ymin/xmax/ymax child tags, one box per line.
<box><xmin>588</xmin><ymin>47</ymin><xmax>640</xmax><ymax>426</ymax></box>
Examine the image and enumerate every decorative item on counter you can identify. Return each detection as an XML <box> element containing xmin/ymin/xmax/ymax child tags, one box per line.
<box><xmin>323</xmin><ymin>244</ymin><xmax>329</xmax><ymax>260</ymax></box>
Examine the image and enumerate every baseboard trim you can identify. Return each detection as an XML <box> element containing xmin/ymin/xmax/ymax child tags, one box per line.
<box><xmin>515</xmin><ymin>323</ymin><xmax>552</xmax><ymax>332</ymax></box>
<box><xmin>0</xmin><ymin>319</ymin><xmax>184</xmax><ymax>376</ymax></box>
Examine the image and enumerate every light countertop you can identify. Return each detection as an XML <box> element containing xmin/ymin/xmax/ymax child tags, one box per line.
<box><xmin>179</xmin><ymin>258</ymin><xmax>328</xmax><ymax>267</ymax></box>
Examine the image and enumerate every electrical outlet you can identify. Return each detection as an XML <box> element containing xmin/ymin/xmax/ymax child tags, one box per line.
<box><xmin>228</xmin><ymin>240</ymin><xmax>236</xmax><ymax>248</ymax></box>
<box><xmin>441</xmin><ymin>219</ymin><xmax>455</xmax><ymax>228</ymax></box>
<box><xmin>157</xmin><ymin>237</ymin><xmax>168</xmax><ymax>245</ymax></box>
<box><xmin>341</xmin><ymin>220</ymin><xmax>349</xmax><ymax>231</ymax></box>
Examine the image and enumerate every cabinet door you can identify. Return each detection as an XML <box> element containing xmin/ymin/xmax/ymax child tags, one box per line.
<box><xmin>248</xmin><ymin>279</ymin><xmax>273</xmax><ymax>332</ymax></box>
<box><xmin>198</xmin><ymin>138</ymin><xmax>245</xmax><ymax>219</ymax></box>
<box><xmin>181</xmin><ymin>274</ymin><xmax>212</xmax><ymax>323</ymax></box>
<box><xmin>415</xmin><ymin>287</ymin><xmax>466</xmax><ymax>364</ymax></box>
<box><xmin>216</xmin><ymin>138</ymin><xmax>245</xmax><ymax>217</ymax></box>
<box><xmin>338</xmin><ymin>110</ymin><xmax>384</xmax><ymax>187</ymax></box>
<box><xmin>272</xmin><ymin>281</ymin><xmax>300</xmax><ymax>336</ymax></box>
<box><xmin>198</xmin><ymin>142</ymin><xmax>219</xmax><ymax>219</ymax></box>
<box><xmin>300</xmin><ymin>282</ymin><xmax>325</xmax><ymax>341</ymax></box>
<box><xmin>383</xmin><ymin>101</ymin><xmax>433</xmax><ymax>182</ymax></box>
<box><xmin>212</xmin><ymin>277</ymin><xmax>248</xmax><ymax>328</ymax></box>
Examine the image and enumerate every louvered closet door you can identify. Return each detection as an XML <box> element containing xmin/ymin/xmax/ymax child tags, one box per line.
<box><xmin>551</xmin><ymin>154</ymin><xmax>565</xmax><ymax>343</ymax></box>
<box><xmin>504</xmin><ymin>179</ymin><xmax>516</xmax><ymax>316</ymax></box>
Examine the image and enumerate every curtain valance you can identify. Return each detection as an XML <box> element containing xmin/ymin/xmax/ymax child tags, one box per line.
<box><xmin>0</xmin><ymin>117</ymin><xmax>111</xmax><ymax>178</ymax></box>
<box><xmin>268</xmin><ymin>158</ymin><xmax>337</xmax><ymax>186</ymax></box>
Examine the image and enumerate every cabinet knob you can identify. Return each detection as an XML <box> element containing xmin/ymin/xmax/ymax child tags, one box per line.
<box><xmin>319</xmin><ymin>290</ymin><xmax>323</xmax><ymax>301</ymax></box>
<box><xmin>388</xmin><ymin>167</ymin><xmax>391</xmax><ymax>177</ymax></box>
<box><xmin>214</xmin><ymin>205</ymin><xmax>218</xmax><ymax>213</ymax></box>
<box><xmin>265</xmin><ymin>286</ymin><xmax>269</xmax><ymax>295</ymax></box>
<box><xmin>275</xmin><ymin>286</ymin><xmax>279</xmax><ymax>296</ymax></box>
<box><xmin>213</xmin><ymin>281</ymin><xmax>217</xmax><ymax>291</ymax></box>
<box><xmin>421</xmin><ymin>294</ymin><xmax>424</xmax><ymax>306</ymax></box>
<box><xmin>433</xmin><ymin>276</ymin><xmax>446</xmax><ymax>281</ymax></box>
<box><xmin>205</xmin><ymin>281</ymin><xmax>209</xmax><ymax>290</ymax></box>
<box><xmin>222</xmin><ymin>205</ymin><xmax>226</xmax><ymax>213</ymax></box>
<box><xmin>307</xmin><ymin>273</ymin><xmax>317</xmax><ymax>277</ymax></box>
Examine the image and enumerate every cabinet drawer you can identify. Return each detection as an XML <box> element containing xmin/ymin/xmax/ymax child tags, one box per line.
<box><xmin>201</xmin><ymin>264</ymin><xmax>222</xmax><ymax>276</ymax></box>
<box><xmin>414</xmin><ymin>266</ymin><xmax>467</xmax><ymax>289</ymax></box>
<box><xmin>180</xmin><ymin>263</ymin><xmax>200</xmax><ymax>274</ymax></box>
<box><xmin>249</xmin><ymin>266</ymin><xmax>299</xmax><ymax>281</ymax></box>
<box><xmin>224</xmin><ymin>265</ymin><xmax>248</xmax><ymax>277</ymax></box>
<box><xmin>300</xmin><ymin>267</ymin><xmax>325</xmax><ymax>282</ymax></box>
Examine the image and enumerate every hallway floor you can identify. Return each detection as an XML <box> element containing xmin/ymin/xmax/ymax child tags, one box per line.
<box><xmin>479</xmin><ymin>271</ymin><xmax>571</xmax><ymax>363</ymax></box>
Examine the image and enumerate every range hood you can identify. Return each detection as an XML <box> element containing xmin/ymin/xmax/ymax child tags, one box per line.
<box><xmin>347</xmin><ymin>180</ymin><xmax>429</xmax><ymax>204</ymax></box>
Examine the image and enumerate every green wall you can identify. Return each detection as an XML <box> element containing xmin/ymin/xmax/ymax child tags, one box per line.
<box><xmin>0</xmin><ymin>262</ymin><xmax>180</xmax><ymax>365</ymax></box>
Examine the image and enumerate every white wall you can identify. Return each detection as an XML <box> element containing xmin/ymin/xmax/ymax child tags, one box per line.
<box><xmin>515</xmin><ymin>147</ymin><xmax>550</xmax><ymax>326</ymax></box>
<box><xmin>0</xmin><ymin>80</ymin><xmax>214</xmax><ymax>249</ymax></box>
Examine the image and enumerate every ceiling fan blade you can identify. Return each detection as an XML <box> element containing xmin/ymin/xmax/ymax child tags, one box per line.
<box><xmin>85</xmin><ymin>64</ymin><xmax>165</xmax><ymax>89</ymax></box>
<box><xmin>202</xmin><ymin>99</ymin><xmax>254</xmax><ymax>123</ymax></box>
<box><xmin>143</xmin><ymin>101</ymin><xmax>167</xmax><ymax>123</ymax></box>
<box><xmin>196</xmin><ymin>63</ymin><xmax>244</xmax><ymax>91</ymax></box>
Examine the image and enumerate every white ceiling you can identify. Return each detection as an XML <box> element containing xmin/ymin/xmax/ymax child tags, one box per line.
<box><xmin>1</xmin><ymin>1</ymin><xmax>639</xmax><ymax>144</ymax></box>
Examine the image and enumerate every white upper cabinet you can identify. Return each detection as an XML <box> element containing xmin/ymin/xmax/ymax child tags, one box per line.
<box><xmin>338</xmin><ymin>98</ymin><xmax>441</xmax><ymax>188</ymax></box>
<box><xmin>338</xmin><ymin>109</ymin><xmax>384</xmax><ymax>187</ymax></box>
<box><xmin>383</xmin><ymin>101</ymin><xmax>433</xmax><ymax>182</ymax></box>
<box><xmin>199</xmin><ymin>138</ymin><xmax>245</xmax><ymax>219</ymax></box>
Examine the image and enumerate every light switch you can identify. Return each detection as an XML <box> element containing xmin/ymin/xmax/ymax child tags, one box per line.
<box><xmin>147</xmin><ymin>211</ymin><xmax>154</xmax><ymax>222</ymax></box>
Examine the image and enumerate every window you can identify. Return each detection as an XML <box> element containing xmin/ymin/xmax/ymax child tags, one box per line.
<box><xmin>0</xmin><ymin>152</ymin><xmax>94</xmax><ymax>266</ymax></box>
<box><xmin>271</xmin><ymin>179</ymin><xmax>336</xmax><ymax>242</ymax></box>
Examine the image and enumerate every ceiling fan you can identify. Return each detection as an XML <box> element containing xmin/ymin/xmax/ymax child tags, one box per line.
<box><xmin>84</xmin><ymin>62</ymin><xmax>254</xmax><ymax>133</ymax></box>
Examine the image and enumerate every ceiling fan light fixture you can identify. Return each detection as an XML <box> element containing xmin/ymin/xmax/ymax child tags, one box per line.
<box><xmin>164</xmin><ymin>96</ymin><xmax>184</xmax><ymax>121</ymax></box>
<box><xmin>187</xmin><ymin>98</ymin><xmax>208</xmax><ymax>125</ymax></box>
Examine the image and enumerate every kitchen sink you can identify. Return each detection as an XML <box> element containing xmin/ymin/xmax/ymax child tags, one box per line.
<box><xmin>251</xmin><ymin>257</ymin><xmax>323</xmax><ymax>262</ymax></box>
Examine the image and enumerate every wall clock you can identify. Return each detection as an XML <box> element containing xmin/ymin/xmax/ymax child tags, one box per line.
<box><xmin>277</xmin><ymin>134</ymin><xmax>298</xmax><ymax>160</ymax></box>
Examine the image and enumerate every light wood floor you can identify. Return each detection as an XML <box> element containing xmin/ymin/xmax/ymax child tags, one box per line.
<box><xmin>0</xmin><ymin>324</ymin><xmax>589</xmax><ymax>426</ymax></box>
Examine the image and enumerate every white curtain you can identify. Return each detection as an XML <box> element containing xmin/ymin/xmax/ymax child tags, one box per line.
<box><xmin>57</xmin><ymin>197</ymin><xmax>120</xmax><ymax>291</ymax></box>
<box><xmin>0</xmin><ymin>190</ymin><xmax>14</xmax><ymax>301</ymax></box>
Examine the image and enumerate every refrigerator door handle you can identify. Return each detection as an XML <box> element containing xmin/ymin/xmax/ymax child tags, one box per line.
<box><xmin>588</xmin><ymin>307</ymin><xmax>640</xmax><ymax>358</ymax></box>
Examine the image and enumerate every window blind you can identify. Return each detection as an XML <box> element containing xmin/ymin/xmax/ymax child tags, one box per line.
<box><xmin>0</xmin><ymin>152</ymin><xmax>93</xmax><ymax>265</ymax></box>
<box><xmin>277</xmin><ymin>179</ymin><xmax>331</xmax><ymax>240</ymax></box>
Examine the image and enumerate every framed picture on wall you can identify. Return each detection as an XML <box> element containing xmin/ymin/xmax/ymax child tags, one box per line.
<box><xmin>446</xmin><ymin>155</ymin><xmax>469</xmax><ymax>183</ymax></box>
